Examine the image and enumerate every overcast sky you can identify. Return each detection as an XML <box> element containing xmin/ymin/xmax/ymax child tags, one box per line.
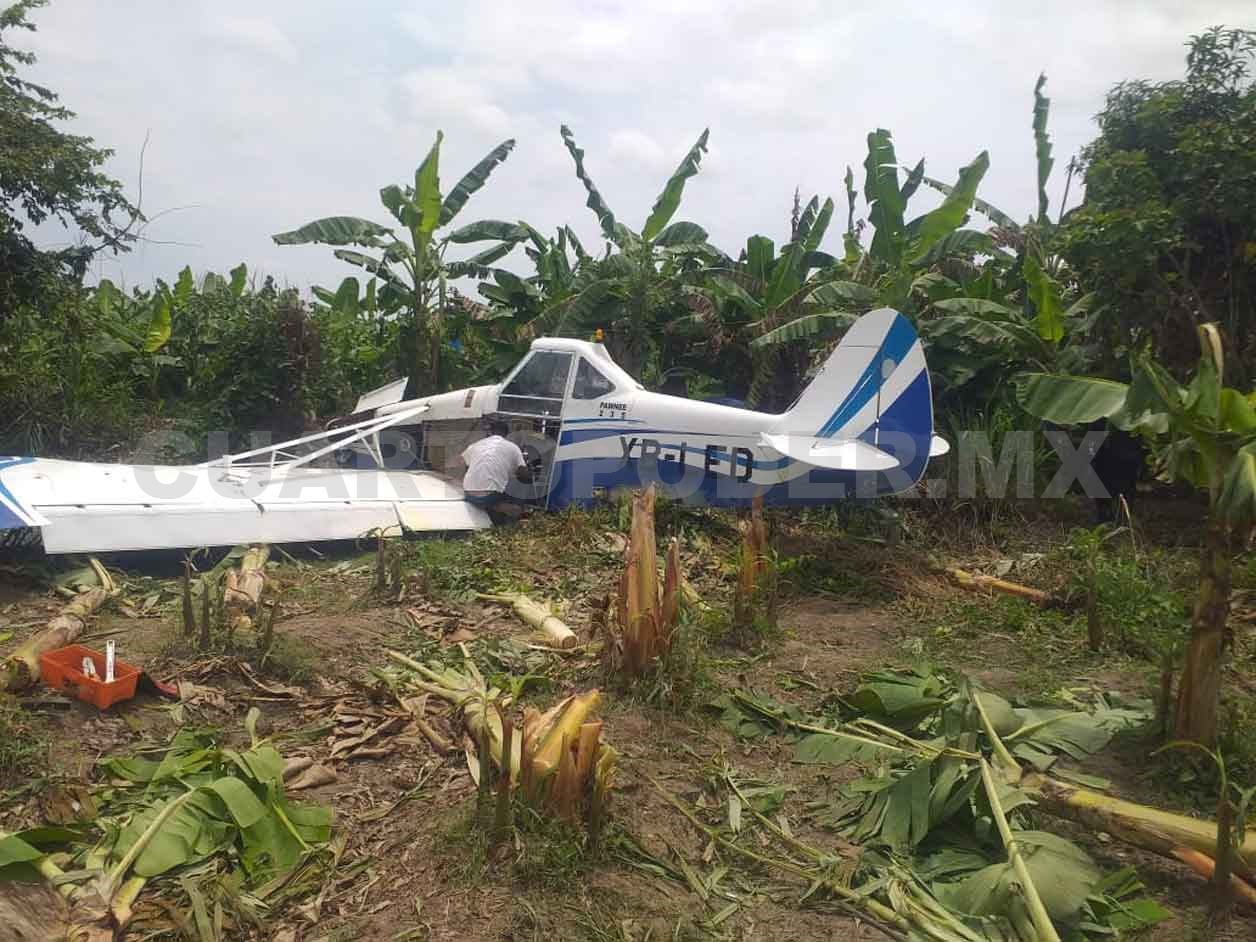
<box><xmin>21</xmin><ymin>1</ymin><xmax>1253</xmax><ymax>292</ymax></box>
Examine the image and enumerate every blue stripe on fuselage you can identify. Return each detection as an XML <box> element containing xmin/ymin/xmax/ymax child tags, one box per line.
<box><xmin>0</xmin><ymin>456</ymin><xmax>36</xmax><ymax>530</ymax></box>
<box><xmin>545</xmin><ymin>454</ymin><xmax>923</xmax><ymax>510</ymax></box>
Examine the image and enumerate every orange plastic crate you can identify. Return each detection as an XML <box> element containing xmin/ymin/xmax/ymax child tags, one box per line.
<box><xmin>39</xmin><ymin>644</ymin><xmax>139</xmax><ymax>709</ymax></box>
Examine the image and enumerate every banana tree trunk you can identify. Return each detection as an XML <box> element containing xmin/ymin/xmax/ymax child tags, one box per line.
<box><xmin>1024</xmin><ymin>773</ymin><xmax>1255</xmax><ymax>881</ymax></box>
<box><xmin>1174</xmin><ymin>518</ymin><xmax>1231</xmax><ymax>745</ymax></box>
<box><xmin>2</xmin><ymin>587</ymin><xmax>110</xmax><ymax>691</ymax></box>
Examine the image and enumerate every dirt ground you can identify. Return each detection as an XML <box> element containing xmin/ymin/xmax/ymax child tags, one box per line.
<box><xmin>2</xmin><ymin>503</ymin><xmax>1254</xmax><ymax>942</ymax></box>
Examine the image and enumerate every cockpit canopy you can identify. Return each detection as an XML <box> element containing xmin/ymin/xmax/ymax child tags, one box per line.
<box><xmin>495</xmin><ymin>339</ymin><xmax>638</xmax><ymax>418</ymax></box>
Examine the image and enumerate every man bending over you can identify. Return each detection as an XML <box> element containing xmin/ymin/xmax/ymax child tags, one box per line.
<box><xmin>461</xmin><ymin>420</ymin><xmax>532</xmax><ymax>522</ymax></box>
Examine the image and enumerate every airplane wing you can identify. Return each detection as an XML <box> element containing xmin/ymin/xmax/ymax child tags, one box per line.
<box><xmin>760</xmin><ymin>434</ymin><xmax>901</xmax><ymax>472</ymax></box>
<box><xmin>0</xmin><ymin>403</ymin><xmax>486</xmax><ymax>554</ymax></box>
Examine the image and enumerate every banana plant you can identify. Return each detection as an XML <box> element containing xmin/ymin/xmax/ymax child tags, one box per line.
<box><xmin>1018</xmin><ymin>324</ymin><xmax>1256</xmax><ymax>745</ymax></box>
<box><xmin>273</xmin><ymin>132</ymin><xmax>524</xmax><ymax>394</ymax></box>
<box><xmin>470</xmin><ymin>225</ymin><xmax>591</xmax><ymax>379</ymax></box>
<box><xmin>676</xmin><ymin>201</ymin><xmax>874</xmax><ymax>406</ymax></box>
<box><xmin>553</xmin><ymin>125</ymin><xmax>723</xmax><ymax>380</ymax></box>
<box><xmin>750</xmin><ymin>132</ymin><xmax>991</xmax><ymax>362</ymax></box>
<box><xmin>92</xmin><ymin>265</ymin><xmax>218</xmax><ymax>399</ymax></box>
<box><xmin>916</xmin><ymin>76</ymin><xmax>1079</xmax><ymax>347</ymax></box>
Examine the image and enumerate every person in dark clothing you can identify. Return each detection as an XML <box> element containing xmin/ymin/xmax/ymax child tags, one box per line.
<box><xmin>1086</xmin><ymin>419</ymin><xmax>1146</xmax><ymax>523</ymax></box>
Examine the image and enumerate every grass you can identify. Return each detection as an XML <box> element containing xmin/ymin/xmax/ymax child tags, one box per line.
<box><xmin>405</xmin><ymin>534</ymin><xmax>503</xmax><ymax>601</ymax></box>
<box><xmin>0</xmin><ymin>694</ymin><xmax>44</xmax><ymax>786</ymax></box>
<box><xmin>445</xmin><ymin>796</ymin><xmax>600</xmax><ymax>892</ymax></box>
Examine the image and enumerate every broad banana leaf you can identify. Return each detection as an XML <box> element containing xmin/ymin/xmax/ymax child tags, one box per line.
<box><xmin>542</xmin><ymin>280</ymin><xmax>613</xmax><ymax>336</ymax></box>
<box><xmin>1219</xmin><ymin>443</ymin><xmax>1256</xmax><ymax>524</ymax></box>
<box><xmin>1221</xmin><ymin>388</ymin><xmax>1256</xmax><ymax>433</ymax></box>
<box><xmin>332</xmin><ymin>249</ymin><xmax>409</xmax><ymax>290</ymax></box>
<box><xmin>414</xmin><ymin>131</ymin><xmax>443</xmax><ymax>251</ymax></box>
<box><xmin>447</xmin><ymin>240</ymin><xmax>520</xmax><ymax>275</ymax></box>
<box><xmin>909</xmin><ymin>151</ymin><xmax>990</xmax><ymax>262</ymax></box>
<box><xmin>380</xmin><ymin>183</ymin><xmax>420</xmax><ymax>230</ymax></box>
<box><xmin>937</xmin><ymin>830</ymin><xmax>1099</xmax><ymax>924</ymax></box>
<box><xmin>802</xmin><ymin>249</ymin><xmax>837</xmax><ymax>271</ymax></box>
<box><xmin>654</xmin><ymin>221</ymin><xmax>708</xmax><ymax>247</ymax></box>
<box><xmin>918</xmin><ymin>229</ymin><xmax>996</xmax><ymax>264</ymax></box>
<box><xmin>843</xmin><ymin>165</ymin><xmax>857</xmax><ymax>234</ymax></box>
<box><xmin>764</xmin><ymin>244</ymin><xmax>804</xmax><ymax>310</ymax></box>
<box><xmin>641</xmin><ymin>129</ymin><xmax>709</xmax><ymax>242</ymax></box>
<box><xmin>564</xmin><ymin>225</ymin><xmax>589</xmax><ymax>261</ymax></box>
<box><xmin>802</xmin><ymin>197</ymin><xmax>835</xmax><ymax>254</ymax></box>
<box><xmin>864</xmin><ymin>129</ymin><xmax>905</xmax><ymax>264</ymax></box>
<box><xmin>921</xmin><ymin>176</ymin><xmax>1018</xmax><ymax>232</ymax></box>
<box><xmin>143</xmin><ymin>294</ymin><xmax>172</xmax><ymax>353</ymax></box>
<box><xmin>1017</xmin><ymin>373</ymin><xmax>1130</xmax><ymax>425</ymax></box>
<box><xmin>1185</xmin><ymin>356</ymin><xmax>1221</xmax><ymax>422</ymax></box>
<box><xmin>272</xmin><ymin>216</ymin><xmax>393</xmax><ymax>247</ymax></box>
<box><xmin>1125</xmin><ymin>356</ymin><xmax>1186</xmax><ymax>421</ymax></box>
<box><xmin>173</xmin><ymin>266</ymin><xmax>195</xmax><ymax>306</ymax></box>
<box><xmin>794</xmin><ymin>195</ymin><xmax>820</xmax><ymax>245</ymax></box>
<box><xmin>1023</xmin><ymin>254</ymin><xmax>1064</xmax><ymax>342</ymax></box>
<box><xmin>745</xmin><ymin>235</ymin><xmax>775</xmax><ymax>282</ymax></box>
<box><xmin>446</xmin><ymin>220</ymin><xmax>526</xmax><ymax>244</ymax></box>
<box><xmin>900</xmin><ymin>157</ymin><xmax>926</xmax><ymax>203</ymax></box>
<box><xmin>334</xmin><ymin>277</ymin><xmax>361</xmax><ymax>312</ymax></box>
<box><xmin>930</xmin><ymin>298</ymin><xmax>1019</xmax><ymax>319</ymax></box>
<box><xmin>1033</xmin><ymin>74</ymin><xmax>1054</xmax><ymax>223</ymax></box>
<box><xmin>94</xmin><ymin>278</ymin><xmax>121</xmax><ymax>316</ymax></box>
<box><xmin>806</xmin><ymin>281</ymin><xmax>876</xmax><ymax>308</ymax></box>
<box><xmin>560</xmin><ymin>125</ymin><xmax>618</xmax><ymax>243</ymax></box>
<box><xmin>924</xmin><ymin>316</ymin><xmax>1042</xmax><ymax>353</ymax></box>
<box><xmin>228</xmin><ymin>263</ymin><xmax>248</xmax><ymax>298</ymax></box>
<box><xmin>706</xmin><ymin>274</ymin><xmax>761</xmax><ymax>312</ymax></box>
<box><xmin>440</xmin><ymin>139</ymin><xmax>515</xmax><ymax>226</ymax></box>
<box><xmin>751</xmin><ymin>311</ymin><xmax>856</xmax><ymax>348</ymax></box>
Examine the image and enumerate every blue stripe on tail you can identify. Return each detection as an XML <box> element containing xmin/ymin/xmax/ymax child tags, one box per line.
<box><xmin>817</xmin><ymin>313</ymin><xmax>919</xmax><ymax>438</ymax></box>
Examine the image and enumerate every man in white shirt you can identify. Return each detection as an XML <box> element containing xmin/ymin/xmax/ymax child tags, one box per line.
<box><xmin>460</xmin><ymin>420</ymin><xmax>532</xmax><ymax>522</ymax></box>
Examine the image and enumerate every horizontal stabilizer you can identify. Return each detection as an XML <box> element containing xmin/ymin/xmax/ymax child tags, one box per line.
<box><xmin>760</xmin><ymin>434</ymin><xmax>900</xmax><ymax>472</ymax></box>
<box><xmin>353</xmin><ymin>377</ymin><xmax>409</xmax><ymax>414</ymax></box>
<box><xmin>930</xmin><ymin>435</ymin><xmax>951</xmax><ymax>457</ymax></box>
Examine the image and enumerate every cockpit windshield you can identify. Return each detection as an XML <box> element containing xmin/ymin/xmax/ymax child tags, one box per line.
<box><xmin>498</xmin><ymin>351</ymin><xmax>573</xmax><ymax>417</ymax></box>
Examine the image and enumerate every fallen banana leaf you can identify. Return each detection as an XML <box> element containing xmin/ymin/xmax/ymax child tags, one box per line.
<box><xmin>1</xmin><ymin>714</ymin><xmax>335</xmax><ymax>937</ymax></box>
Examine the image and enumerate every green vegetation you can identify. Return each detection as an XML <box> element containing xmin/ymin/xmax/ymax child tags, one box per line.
<box><xmin>0</xmin><ymin>694</ymin><xmax>42</xmax><ymax>783</ymax></box>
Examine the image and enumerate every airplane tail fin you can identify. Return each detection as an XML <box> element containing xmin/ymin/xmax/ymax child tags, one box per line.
<box><xmin>776</xmin><ymin>307</ymin><xmax>938</xmax><ymax>468</ymax></box>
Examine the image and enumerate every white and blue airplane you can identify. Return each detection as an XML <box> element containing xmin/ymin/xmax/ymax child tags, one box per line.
<box><xmin>0</xmin><ymin>308</ymin><xmax>947</xmax><ymax>554</ymax></box>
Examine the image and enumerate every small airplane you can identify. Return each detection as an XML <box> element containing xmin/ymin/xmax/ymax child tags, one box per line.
<box><xmin>0</xmin><ymin>308</ymin><xmax>948</xmax><ymax>554</ymax></box>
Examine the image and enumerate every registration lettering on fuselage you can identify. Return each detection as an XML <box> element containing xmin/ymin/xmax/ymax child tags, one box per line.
<box><xmin>619</xmin><ymin>436</ymin><xmax>753</xmax><ymax>482</ymax></box>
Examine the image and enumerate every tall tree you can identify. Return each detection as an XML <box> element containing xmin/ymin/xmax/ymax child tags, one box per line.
<box><xmin>0</xmin><ymin>0</ymin><xmax>138</xmax><ymax>301</ymax></box>
<box><xmin>1061</xmin><ymin>27</ymin><xmax>1256</xmax><ymax>383</ymax></box>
